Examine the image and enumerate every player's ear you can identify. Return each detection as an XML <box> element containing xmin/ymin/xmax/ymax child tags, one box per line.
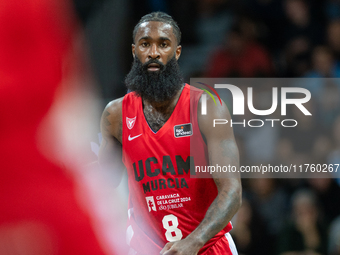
<box><xmin>132</xmin><ymin>44</ymin><xmax>135</xmax><ymax>58</ymax></box>
<box><xmin>175</xmin><ymin>45</ymin><xmax>181</xmax><ymax>60</ymax></box>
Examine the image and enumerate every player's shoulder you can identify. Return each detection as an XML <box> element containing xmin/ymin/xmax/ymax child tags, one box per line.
<box><xmin>100</xmin><ymin>97</ymin><xmax>125</xmax><ymax>139</ymax></box>
<box><xmin>103</xmin><ymin>96</ymin><xmax>126</xmax><ymax>117</ymax></box>
<box><xmin>185</xmin><ymin>84</ymin><xmax>220</xmax><ymax>102</ymax></box>
<box><xmin>184</xmin><ymin>83</ymin><xmax>202</xmax><ymax>94</ymax></box>
<box><xmin>191</xmin><ymin>85</ymin><xmax>225</xmax><ymax>111</ymax></box>
<box><xmin>185</xmin><ymin>83</ymin><xmax>225</xmax><ymax>114</ymax></box>
<box><xmin>102</xmin><ymin>97</ymin><xmax>124</xmax><ymax>125</ymax></box>
<box><xmin>196</xmin><ymin>89</ymin><xmax>231</xmax><ymax>128</ymax></box>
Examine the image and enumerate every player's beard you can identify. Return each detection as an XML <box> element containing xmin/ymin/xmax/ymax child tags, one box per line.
<box><xmin>125</xmin><ymin>55</ymin><xmax>183</xmax><ymax>103</ymax></box>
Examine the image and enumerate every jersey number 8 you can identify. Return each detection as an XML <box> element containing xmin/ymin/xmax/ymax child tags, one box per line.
<box><xmin>162</xmin><ymin>214</ymin><xmax>183</xmax><ymax>242</ymax></box>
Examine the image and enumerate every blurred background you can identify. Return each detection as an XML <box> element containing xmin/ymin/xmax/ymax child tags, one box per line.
<box><xmin>2</xmin><ymin>0</ymin><xmax>340</xmax><ymax>254</ymax></box>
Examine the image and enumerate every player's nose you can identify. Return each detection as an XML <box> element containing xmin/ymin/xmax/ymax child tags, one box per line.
<box><xmin>148</xmin><ymin>43</ymin><xmax>160</xmax><ymax>59</ymax></box>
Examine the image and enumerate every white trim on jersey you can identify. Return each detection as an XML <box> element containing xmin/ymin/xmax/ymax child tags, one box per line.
<box><xmin>126</xmin><ymin>225</ymin><xmax>134</xmax><ymax>246</ymax></box>
<box><xmin>128</xmin><ymin>208</ymin><xmax>133</xmax><ymax>219</ymax></box>
<box><xmin>225</xmin><ymin>232</ymin><xmax>238</xmax><ymax>255</ymax></box>
<box><xmin>128</xmin><ymin>247</ymin><xmax>137</xmax><ymax>255</ymax></box>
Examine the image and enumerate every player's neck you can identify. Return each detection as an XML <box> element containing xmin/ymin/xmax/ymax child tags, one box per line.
<box><xmin>142</xmin><ymin>85</ymin><xmax>184</xmax><ymax>114</ymax></box>
<box><xmin>141</xmin><ymin>85</ymin><xmax>184</xmax><ymax>132</ymax></box>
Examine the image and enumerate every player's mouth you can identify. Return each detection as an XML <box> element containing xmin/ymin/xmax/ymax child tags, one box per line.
<box><xmin>147</xmin><ymin>63</ymin><xmax>160</xmax><ymax>72</ymax></box>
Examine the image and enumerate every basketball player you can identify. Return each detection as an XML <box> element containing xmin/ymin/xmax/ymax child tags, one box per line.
<box><xmin>99</xmin><ymin>12</ymin><xmax>241</xmax><ymax>255</ymax></box>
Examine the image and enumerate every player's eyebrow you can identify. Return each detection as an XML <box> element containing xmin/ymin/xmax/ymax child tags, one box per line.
<box><xmin>138</xmin><ymin>36</ymin><xmax>152</xmax><ymax>42</ymax></box>
<box><xmin>138</xmin><ymin>36</ymin><xmax>172</xmax><ymax>42</ymax></box>
<box><xmin>159</xmin><ymin>36</ymin><xmax>171</xmax><ymax>42</ymax></box>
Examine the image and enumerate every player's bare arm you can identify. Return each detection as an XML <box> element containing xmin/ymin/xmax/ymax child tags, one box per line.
<box><xmin>160</xmin><ymin>96</ymin><xmax>242</xmax><ymax>255</ymax></box>
<box><xmin>98</xmin><ymin>98</ymin><xmax>125</xmax><ymax>187</ymax></box>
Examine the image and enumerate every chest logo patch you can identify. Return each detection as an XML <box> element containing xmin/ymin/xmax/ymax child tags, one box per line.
<box><xmin>126</xmin><ymin>116</ymin><xmax>136</xmax><ymax>130</ymax></box>
<box><xmin>174</xmin><ymin>123</ymin><xmax>193</xmax><ymax>138</ymax></box>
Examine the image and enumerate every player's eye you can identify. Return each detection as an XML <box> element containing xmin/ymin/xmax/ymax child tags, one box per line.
<box><xmin>160</xmin><ymin>42</ymin><xmax>167</xmax><ymax>48</ymax></box>
<box><xmin>141</xmin><ymin>42</ymin><xmax>149</xmax><ymax>47</ymax></box>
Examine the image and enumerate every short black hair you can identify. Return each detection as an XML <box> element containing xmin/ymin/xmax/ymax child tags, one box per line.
<box><xmin>133</xmin><ymin>12</ymin><xmax>181</xmax><ymax>45</ymax></box>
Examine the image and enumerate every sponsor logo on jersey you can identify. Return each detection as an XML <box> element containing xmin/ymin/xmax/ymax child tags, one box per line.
<box><xmin>126</xmin><ymin>116</ymin><xmax>136</xmax><ymax>129</ymax></box>
<box><xmin>128</xmin><ymin>134</ymin><xmax>142</xmax><ymax>141</ymax></box>
<box><xmin>145</xmin><ymin>196</ymin><xmax>157</xmax><ymax>212</ymax></box>
<box><xmin>174</xmin><ymin>123</ymin><xmax>192</xmax><ymax>138</ymax></box>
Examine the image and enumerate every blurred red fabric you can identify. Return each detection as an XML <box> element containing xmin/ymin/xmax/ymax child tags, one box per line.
<box><xmin>0</xmin><ymin>0</ymin><xmax>107</xmax><ymax>254</ymax></box>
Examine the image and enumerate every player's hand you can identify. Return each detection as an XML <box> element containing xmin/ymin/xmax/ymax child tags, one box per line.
<box><xmin>160</xmin><ymin>238</ymin><xmax>202</xmax><ymax>255</ymax></box>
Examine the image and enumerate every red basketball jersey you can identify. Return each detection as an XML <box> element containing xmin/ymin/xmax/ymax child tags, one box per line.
<box><xmin>122</xmin><ymin>84</ymin><xmax>232</xmax><ymax>255</ymax></box>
